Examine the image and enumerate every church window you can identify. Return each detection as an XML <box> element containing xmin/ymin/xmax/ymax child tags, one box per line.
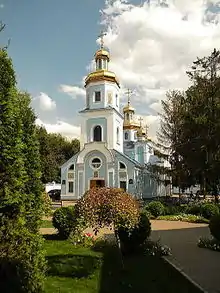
<box><xmin>116</xmin><ymin>127</ymin><xmax>120</xmax><ymax>144</ymax></box>
<box><xmin>95</xmin><ymin>91</ymin><xmax>101</xmax><ymax>102</ymax></box>
<box><xmin>68</xmin><ymin>164</ymin><xmax>75</xmax><ymax>193</ymax></box>
<box><xmin>134</xmin><ymin>132</ymin><xmax>137</xmax><ymax>139</ymax></box>
<box><xmin>91</xmin><ymin>157</ymin><xmax>102</xmax><ymax>169</ymax></box>
<box><xmin>93</xmin><ymin>125</ymin><xmax>102</xmax><ymax>141</ymax></box>
<box><xmin>126</xmin><ymin>113</ymin><xmax>129</xmax><ymax>120</ymax></box>
<box><xmin>124</xmin><ymin>132</ymin><xmax>128</xmax><ymax>140</ymax></box>
<box><xmin>119</xmin><ymin>162</ymin><xmax>127</xmax><ymax>191</ymax></box>
<box><xmin>68</xmin><ymin>182</ymin><xmax>74</xmax><ymax>193</ymax></box>
<box><xmin>119</xmin><ymin>162</ymin><xmax>126</xmax><ymax>169</ymax></box>
<box><xmin>116</xmin><ymin>94</ymin><xmax>118</xmax><ymax>106</ymax></box>
<box><xmin>69</xmin><ymin>164</ymin><xmax>74</xmax><ymax>170</ymax></box>
<box><xmin>97</xmin><ymin>59</ymin><xmax>102</xmax><ymax>70</ymax></box>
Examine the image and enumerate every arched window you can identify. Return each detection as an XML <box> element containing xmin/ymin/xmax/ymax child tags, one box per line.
<box><xmin>126</xmin><ymin>113</ymin><xmax>129</xmax><ymax>120</ymax></box>
<box><xmin>91</xmin><ymin>157</ymin><xmax>102</xmax><ymax>169</ymax></box>
<box><xmin>119</xmin><ymin>162</ymin><xmax>126</xmax><ymax>169</ymax></box>
<box><xmin>119</xmin><ymin>162</ymin><xmax>127</xmax><ymax>191</ymax></box>
<box><xmin>117</xmin><ymin>127</ymin><xmax>120</xmax><ymax>144</ymax></box>
<box><xmin>93</xmin><ymin>125</ymin><xmax>102</xmax><ymax>141</ymax></box>
<box><xmin>124</xmin><ymin>132</ymin><xmax>128</xmax><ymax>140</ymax></box>
<box><xmin>69</xmin><ymin>164</ymin><xmax>74</xmax><ymax>170</ymax></box>
<box><xmin>68</xmin><ymin>164</ymin><xmax>75</xmax><ymax>193</ymax></box>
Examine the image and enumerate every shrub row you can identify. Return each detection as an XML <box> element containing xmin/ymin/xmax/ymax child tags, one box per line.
<box><xmin>144</xmin><ymin>200</ymin><xmax>219</xmax><ymax>219</ymax></box>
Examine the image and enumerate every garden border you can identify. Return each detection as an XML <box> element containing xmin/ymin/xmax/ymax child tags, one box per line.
<box><xmin>163</xmin><ymin>256</ymin><xmax>208</xmax><ymax>293</ymax></box>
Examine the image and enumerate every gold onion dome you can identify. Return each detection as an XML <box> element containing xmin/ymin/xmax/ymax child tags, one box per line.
<box><xmin>95</xmin><ymin>49</ymin><xmax>110</xmax><ymax>61</ymax></box>
<box><xmin>85</xmin><ymin>70</ymin><xmax>120</xmax><ymax>87</ymax></box>
<box><xmin>123</xmin><ymin>101</ymin><xmax>135</xmax><ymax>113</ymax></box>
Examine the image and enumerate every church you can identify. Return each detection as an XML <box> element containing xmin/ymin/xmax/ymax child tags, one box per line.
<box><xmin>60</xmin><ymin>34</ymin><xmax>170</xmax><ymax>201</ymax></box>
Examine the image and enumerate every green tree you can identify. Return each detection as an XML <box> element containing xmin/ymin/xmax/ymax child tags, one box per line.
<box><xmin>0</xmin><ymin>48</ymin><xmax>45</xmax><ymax>292</ymax></box>
<box><xmin>17</xmin><ymin>91</ymin><xmax>44</xmax><ymax>232</ymax></box>
<box><xmin>36</xmin><ymin>127</ymin><xmax>80</xmax><ymax>183</ymax></box>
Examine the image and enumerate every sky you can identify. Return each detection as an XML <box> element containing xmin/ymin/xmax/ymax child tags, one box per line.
<box><xmin>1</xmin><ymin>0</ymin><xmax>220</xmax><ymax>140</ymax></box>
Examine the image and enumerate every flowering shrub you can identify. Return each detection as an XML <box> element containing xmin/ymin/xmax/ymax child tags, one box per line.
<box><xmin>69</xmin><ymin>232</ymin><xmax>95</xmax><ymax>247</ymax></box>
<box><xmin>74</xmin><ymin>188</ymin><xmax>140</xmax><ymax>234</ymax></box>
<box><xmin>157</xmin><ymin>214</ymin><xmax>209</xmax><ymax>223</ymax></box>
<box><xmin>144</xmin><ymin>240</ymin><xmax>171</xmax><ymax>256</ymax></box>
<box><xmin>198</xmin><ymin>237</ymin><xmax>220</xmax><ymax>252</ymax></box>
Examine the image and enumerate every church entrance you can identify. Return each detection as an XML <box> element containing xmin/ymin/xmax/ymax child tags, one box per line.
<box><xmin>90</xmin><ymin>179</ymin><xmax>105</xmax><ymax>189</ymax></box>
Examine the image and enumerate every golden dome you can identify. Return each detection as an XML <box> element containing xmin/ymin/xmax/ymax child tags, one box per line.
<box><xmin>95</xmin><ymin>49</ymin><xmax>110</xmax><ymax>61</ymax></box>
<box><xmin>137</xmin><ymin>126</ymin><xmax>146</xmax><ymax>137</ymax></box>
<box><xmin>85</xmin><ymin>70</ymin><xmax>120</xmax><ymax>88</ymax></box>
<box><xmin>123</xmin><ymin>102</ymin><xmax>135</xmax><ymax>113</ymax></box>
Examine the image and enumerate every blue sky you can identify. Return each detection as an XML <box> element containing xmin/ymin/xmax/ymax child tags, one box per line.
<box><xmin>1</xmin><ymin>0</ymin><xmax>220</xmax><ymax>139</ymax></box>
<box><xmin>1</xmin><ymin>0</ymin><xmax>105</xmax><ymax>100</ymax></box>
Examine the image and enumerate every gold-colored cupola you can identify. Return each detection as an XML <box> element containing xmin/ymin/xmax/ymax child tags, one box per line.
<box><xmin>85</xmin><ymin>31</ymin><xmax>120</xmax><ymax>88</ymax></box>
<box><xmin>123</xmin><ymin>89</ymin><xmax>139</xmax><ymax>130</ymax></box>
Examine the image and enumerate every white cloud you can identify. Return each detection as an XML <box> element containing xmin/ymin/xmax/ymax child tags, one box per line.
<box><xmin>59</xmin><ymin>84</ymin><xmax>86</xmax><ymax>99</ymax></box>
<box><xmin>96</xmin><ymin>0</ymin><xmax>220</xmax><ymax>140</ymax></box>
<box><xmin>36</xmin><ymin>118</ymin><xmax>80</xmax><ymax>139</ymax></box>
<box><xmin>35</xmin><ymin>92</ymin><xmax>56</xmax><ymax>111</ymax></box>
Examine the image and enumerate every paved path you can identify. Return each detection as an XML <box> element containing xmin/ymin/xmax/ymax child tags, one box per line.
<box><xmin>40</xmin><ymin>220</ymin><xmax>220</xmax><ymax>293</ymax></box>
<box><xmin>151</xmin><ymin>220</ymin><xmax>220</xmax><ymax>293</ymax></box>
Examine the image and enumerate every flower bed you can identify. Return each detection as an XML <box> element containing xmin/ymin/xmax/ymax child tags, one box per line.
<box><xmin>157</xmin><ymin>214</ymin><xmax>209</xmax><ymax>224</ymax></box>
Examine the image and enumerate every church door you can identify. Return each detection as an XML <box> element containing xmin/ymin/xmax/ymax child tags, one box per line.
<box><xmin>90</xmin><ymin>179</ymin><xmax>105</xmax><ymax>189</ymax></box>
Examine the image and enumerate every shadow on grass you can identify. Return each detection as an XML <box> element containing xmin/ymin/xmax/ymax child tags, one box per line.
<box><xmin>43</xmin><ymin>234</ymin><xmax>63</xmax><ymax>241</ymax></box>
<box><xmin>46</xmin><ymin>254</ymin><xmax>101</xmax><ymax>279</ymax></box>
<box><xmin>97</xmin><ymin>234</ymin><xmax>203</xmax><ymax>293</ymax></box>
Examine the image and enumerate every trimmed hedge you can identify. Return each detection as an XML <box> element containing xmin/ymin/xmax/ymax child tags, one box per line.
<box><xmin>145</xmin><ymin>201</ymin><xmax>165</xmax><ymax>218</ymax></box>
<box><xmin>52</xmin><ymin>206</ymin><xmax>76</xmax><ymax>239</ymax></box>
<box><xmin>209</xmin><ymin>214</ymin><xmax>220</xmax><ymax>241</ymax></box>
<box><xmin>117</xmin><ymin>212</ymin><xmax>151</xmax><ymax>255</ymax></box>
<box><xmin>201</xmin><ymin>203</ymin><xmax>219</xmax><ymax>219</ymax></box>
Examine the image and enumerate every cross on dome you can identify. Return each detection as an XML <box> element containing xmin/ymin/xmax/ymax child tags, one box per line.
<box><xmin>98</xmin><ymin>30</ymin><xmax>107</xmax><ymax>49</ymax></box>
<box><xmin>138</xmin><ymin>116</ymin><xmax>143</xmax><ymax>127</ymax></box>
<box><xmin>125</xmin><ymin>88</ymin><xmax>133</xmax><ymax>105</ymax></box>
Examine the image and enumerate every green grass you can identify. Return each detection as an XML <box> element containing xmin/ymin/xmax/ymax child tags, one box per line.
<box><xmin>43</xmin><ymin>235</ymin><xmax>203</xmax><ymax>293</ymax></box>
<box><xmin>41</xmin><ymin>220</ymin><xmax>53</xmax><ymax>228</ymax></box>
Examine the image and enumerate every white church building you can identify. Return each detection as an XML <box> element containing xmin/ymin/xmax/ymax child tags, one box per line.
<box><xmin>60</xmin><ymin>35</ymin><xmax>170</xmax><ymax>201</ymax></box>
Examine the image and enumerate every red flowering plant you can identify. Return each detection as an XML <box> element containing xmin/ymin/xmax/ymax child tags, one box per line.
<box><xmin>74</xmin><ymin>187</ymin><xmax>140</xmax><ymax>236</ymax></box>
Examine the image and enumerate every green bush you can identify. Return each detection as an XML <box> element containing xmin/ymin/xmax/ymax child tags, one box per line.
<box><xmin>164</xmin><ymin>205</ymin><xmax>179</xmax><ymax>215</ymax></box>
<box><xmin>145</xmin><ymin>201</ymin><xmax>165</xmax><ymax>217</ymax></box>
<box><xmin>0</xmin><ymin>227</ymin><xmax>46</xmax><ymax>293</ymax></box>
<box><xmin>52</xmin><ymin>206</ymin><xmax>77</xmax><ymax>239</ymax></box>
<box><xmin>117</xmin><ymin>212</ymin><xmax>151</xmax><ymax>255</ymax></box>
<box><xmin>185</xmin><ymin>203</ymin><xmax>201</xmax><ymax>215</ymax></box>
<box><xmin>209</xmin><ymin>214</ymin><xmax>220</xmax><ymax>241</ymax></box>
<box><xmin>201</xmin><ymin>203</ymin><xmax>219</xmax><ymax>219</ymax></box>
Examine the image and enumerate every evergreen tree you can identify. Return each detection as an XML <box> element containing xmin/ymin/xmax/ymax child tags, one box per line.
<box><xmin>17</xmin><ymin>91</ymin><xmax>44</xmax><ymax>232</ymax></box>
<box><xmin>0</xmin><ymin>49</ymin><xmax>46</xmax><ymax>292</ymax></box>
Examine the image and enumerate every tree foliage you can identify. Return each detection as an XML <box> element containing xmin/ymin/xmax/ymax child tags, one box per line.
<box><xmin>0</xmin><ymin>45</ymin><xmax>45</xmax><ymax>291</ymax></box>
<box><xmin>158</xmin><ymin>49</ymin><xmax>220</xmax><ymax>195</ymax></box>
<box><xmin>36</xmin><ymin>127</ymin><xmax>80</xmax><ymax>183</ymax></box>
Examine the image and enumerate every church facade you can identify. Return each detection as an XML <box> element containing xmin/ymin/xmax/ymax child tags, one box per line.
<box><xmin>60</xmin><ymin>36</ymin><xmax>170</xmax><ymax>201</ymax></box>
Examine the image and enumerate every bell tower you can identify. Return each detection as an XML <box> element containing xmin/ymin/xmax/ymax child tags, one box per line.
<box><xmin>123</xmin><ymin>89</ymin><xmax>139</xmax><ymax>142</ymax></box>
<box><xmin>79</xmin><ymin>31</ymin><xmax>124</xmax><ymax>153</ymax></box>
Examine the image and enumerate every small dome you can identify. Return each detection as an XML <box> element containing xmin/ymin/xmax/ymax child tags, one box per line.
<box><xmin>95</xmin><ymin>49</ymin><xmax>110</xmax><ymax>61</ymax></box>
<box><xmin>123</xmin><ymin>102</ymin><xmax>135</xmax><ymax>113</ymax></box>
<box><xmin>85</xmin><ymin>70</ymin><xmax>120</xmax><ymax>88</ymax></box>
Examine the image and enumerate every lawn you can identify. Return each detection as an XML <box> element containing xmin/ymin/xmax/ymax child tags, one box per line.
<box><xmin>41</xmin><ymin>220</ymin><xmax>53</xmax><ymax>228</ymax></box>
<box><xmin>44</xmin><ymin>234</ymin><xmax>203</xmax><ymax>293</ymax></box>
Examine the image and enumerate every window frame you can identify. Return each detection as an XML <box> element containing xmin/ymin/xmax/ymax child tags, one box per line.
<box><xmin>94</xmin><ymin>91</ymin><xmax>101</xmax><ymax>103</ymax></box>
